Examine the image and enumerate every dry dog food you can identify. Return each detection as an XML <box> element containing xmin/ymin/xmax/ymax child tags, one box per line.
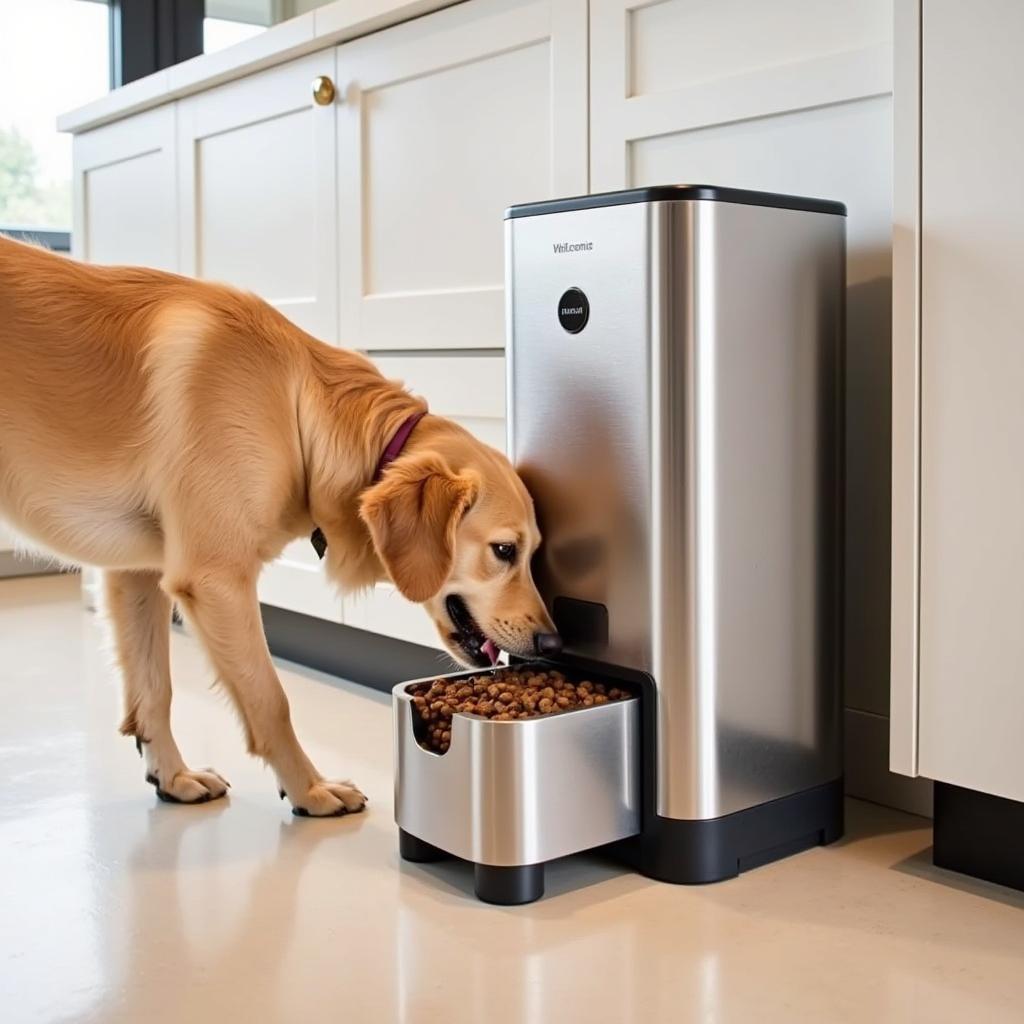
<box><xmin>407</xmin><ymin>667</ymin><xmax>630</xmax><ymax>753</ymax></box>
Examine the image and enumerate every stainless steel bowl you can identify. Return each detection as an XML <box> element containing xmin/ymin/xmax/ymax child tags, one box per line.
<box><xmin>393</xmin><ymin>665</ymin><xmax>640</xmax><ymax>871</ymax></box>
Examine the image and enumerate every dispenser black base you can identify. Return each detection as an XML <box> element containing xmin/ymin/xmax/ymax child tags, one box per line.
<box><xmin>618</xmin><ymin>777</ymin><xmax>844</xmax><ymax>885</ymax></box>
<box><xmin>398</xmin><ymin>829</ymin><xmax>546</xmax><ymax>905</ymax></box>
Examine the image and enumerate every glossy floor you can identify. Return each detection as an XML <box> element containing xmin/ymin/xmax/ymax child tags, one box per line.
<box><xmin>1</xmin><ymin>575</ymin><xmax>1022</xmax><ymax>1024</ymax></box>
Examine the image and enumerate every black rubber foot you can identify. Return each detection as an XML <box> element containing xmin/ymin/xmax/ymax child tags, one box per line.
<box><xmin>474</xmin><ymin>863</ymin><xmax>545</xmax><ymax>905</ymax></box>
<box><xmin>399</xmin><ymin>829</ymin><xmax>448</xmax><ymax>863</ymax></box>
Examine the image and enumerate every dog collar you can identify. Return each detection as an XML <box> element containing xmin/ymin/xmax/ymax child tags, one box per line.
<box><xmin>373</xmin><ymin>410</ymin><xmax>427</xmax><ymax>484</ymax></box>
<box><xmin>310</xmin><ymin>410</ymin><xmax>427</xmax><ymax>559</ymax></box>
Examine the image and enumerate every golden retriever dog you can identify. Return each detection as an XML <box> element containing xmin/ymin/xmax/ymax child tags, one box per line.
<box><xmin>0</xmin><ymin>236</ymin><xmax>560</xmax><ymax>815</ymax></box>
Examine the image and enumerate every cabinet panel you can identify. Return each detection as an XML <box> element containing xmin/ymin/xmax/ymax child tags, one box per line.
<box><xmin>196</xmin><ymin>111</ymin><xmax>318</xmax><ymax>304</ymax></box>
<box><xmin>591</xmin><ymin>0</ymin><xmax>892</xmax><ymax>195</ymax></box>
<box><xmin>178</xmin><ymin>52</ymin><xmax>338</xmax><ymax>340</ymax></box>
<box><xmin>74</xmin><ymin>105</ymin><xmax>178</xmax><ymax>271</ymax></box>
<box><xmin>344</xmin><ymin>354</ymin><xmax>506</xmax><ymax>647</ymax></box>
<box><xmin>628</xmin><ymin>0</ymin><xmax>889</xmax><ymax>97</ymax></box>
<box><xmin>259</xmin><ymin>540</ymin><xmax>343</xmax><ymax>624</ymax></box>
<box><xmin>363</xmin><ymin>44</ymin><xmax>550</xmax><ymax>298</ymax></box>
<box><xmin>373</xmin><ymin>354</ymin><xmax>508</xmax><ymax>453</ymax></box>
<box><xmin>336</xmin><ymin>0</ymin><xmax>588</xmax><ymax>351</ymax></box>
<box><xmin>918</xmin><ymin>1</ymin><xmax>1024</xmax><ymax>802</ymax></box>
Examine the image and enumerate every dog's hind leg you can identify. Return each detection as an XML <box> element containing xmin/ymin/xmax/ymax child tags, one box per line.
<box><xmin>105</xmin><ymin>569</ymin><xmax>229</xmax><ymax>803</ymax></box>
<box><xmin>164</xmin><ymin>564</ymin><xmax>366</xmax><ymax>817</ymax></box>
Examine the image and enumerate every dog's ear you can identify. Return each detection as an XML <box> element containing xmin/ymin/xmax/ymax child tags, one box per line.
<box><xmin>359</xmin><ymin>453</ymin><xmax>479</xmax><ymax>603</ymax></box>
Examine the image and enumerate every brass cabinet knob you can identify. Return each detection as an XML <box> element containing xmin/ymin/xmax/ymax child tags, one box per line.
<box><xmin>311</xmin><ymin>75</ymin><xmax>336</xmax><ymax>106</ymax></box>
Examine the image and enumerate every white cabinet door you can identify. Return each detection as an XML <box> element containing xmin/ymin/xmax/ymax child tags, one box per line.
<box><xmin>590</xmin><ymin>0</ymin><xmax>892</xmax><ymax>194</ymax></box>
<box><xmin>335</xmin><ymin>0</ymin><xmax>587</xmax><ymax>352</ymax></box>
<box><xmin>177</xmin><ymin>51</ymin><xmax>339</xmax><ymax>340</ymax></box>
<box><xmin>344</xmin><ymin>355</ymin><xmax>507</xmax><ymax>648</ymax></box>
<box><xmin>73</xmin><ymin>104</ymin><xmax>178</xmax><ymax>270</ymax></box>
<box><xmin>176</xmin><ymin>53</ymin><xmax>342</xmax><ymax>622</ymax></box>
<box><xmin>914</xmin><ymin>2</ymin><xmax>1024</xmax><ymax>803</ymax></box>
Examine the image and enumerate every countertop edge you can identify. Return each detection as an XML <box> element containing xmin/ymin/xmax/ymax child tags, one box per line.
<box><xmin>57</xmin><ymin>0</ymin><xmax>460</xmax><ymax>135</ymax></box>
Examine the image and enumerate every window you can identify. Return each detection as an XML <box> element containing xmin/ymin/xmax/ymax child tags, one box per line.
<box><xmin>0</xmin><ymin>0</ymin><xmax>110</xmax><ymax>236</ymax></box>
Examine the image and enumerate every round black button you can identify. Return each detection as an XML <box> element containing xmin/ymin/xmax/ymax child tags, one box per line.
<box><xmin>557</xmin><ymin>287</ymin><xmax>589</xmax><ymax>334</ymax></box>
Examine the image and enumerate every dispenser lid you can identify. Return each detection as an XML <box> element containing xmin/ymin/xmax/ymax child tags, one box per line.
<box><xmin>505</xmin><ymin>184</ymin><xmax>846</xmax><ymax>220</ymax></box>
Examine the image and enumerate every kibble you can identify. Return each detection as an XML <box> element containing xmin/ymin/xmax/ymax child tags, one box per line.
<box><xmin>407</xmin><ymin>667</ymin><xmax>629</xmax><ymax>754</ymax></box>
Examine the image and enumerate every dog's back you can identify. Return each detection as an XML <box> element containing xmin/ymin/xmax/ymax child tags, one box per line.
<box><xmin>0</xmin><ymin>237</ymin><xmax>172</xmax><ymax>562</ymax></box>
<box><xmin>0</xmin><ymin>235</ymin><xmax>168</xmax><ymax>443</ymax></box>
<box><xmin>0</xmin><ymin>236</ymin><xmax>318</xmax><ymax>569</ymax></box>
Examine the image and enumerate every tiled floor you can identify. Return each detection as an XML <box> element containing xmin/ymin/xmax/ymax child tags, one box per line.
<box><xmin>1</xmin><ymin>574</ymin><xmax>1022</xmax><ymax>1024</ymax></box>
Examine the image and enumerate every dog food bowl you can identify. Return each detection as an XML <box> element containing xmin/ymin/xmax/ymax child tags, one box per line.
<box><xmin>393</xmin><ymin>663</ymin><xmax>640</xmax><ymax>904</ymax></box>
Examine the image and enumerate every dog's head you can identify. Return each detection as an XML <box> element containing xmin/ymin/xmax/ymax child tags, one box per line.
<box><xmin>359</xmin><ymin>433</ymin><xmax>559</xmax><ymax>667</ymax></box>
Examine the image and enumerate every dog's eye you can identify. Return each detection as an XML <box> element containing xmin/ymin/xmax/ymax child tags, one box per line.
<box><xmin>491</xmin><ymin>542</ymin><xmax>517</xmax><ymax>563</ymax></box>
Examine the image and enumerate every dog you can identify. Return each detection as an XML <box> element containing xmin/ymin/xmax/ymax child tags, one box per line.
<box><xmin>0</xmin><ymin>235</ymin><xmax>560</xmax><ymax>815</ymax></box>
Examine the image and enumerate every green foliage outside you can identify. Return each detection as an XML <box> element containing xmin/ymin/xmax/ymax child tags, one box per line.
<box><xmin>0</xmin><ymin>126</ymin><xmax>70</xmax><ymax>230</ymax></box>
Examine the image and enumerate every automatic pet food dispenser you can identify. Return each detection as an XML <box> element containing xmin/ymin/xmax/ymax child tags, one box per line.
<box><xmin>394</xmin><ymin>185</ymin><xmax>846</xmax><ymax>904</ymax></box>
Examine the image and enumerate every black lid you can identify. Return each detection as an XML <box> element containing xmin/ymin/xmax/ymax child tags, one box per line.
<box><xmin>505</xmin><ymin>184</ymin><xmax>846</xmax><ymax>220</ymax></box>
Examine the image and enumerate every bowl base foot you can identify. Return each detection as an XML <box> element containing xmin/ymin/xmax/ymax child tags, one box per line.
<box><xmin>399</xmin><ymin>828</ymin><xmax>448</xmax><ymax>863</ymax></box>
<box><xmin>474</xmin><ymin>862</ymin><xmax>545</xmax><ymax>905</ymax></box>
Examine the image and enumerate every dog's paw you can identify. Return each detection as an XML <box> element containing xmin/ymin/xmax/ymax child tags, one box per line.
<box><xmin>146</xmin><ymin>768</ymin><xmax>230</xmax><ymax>804</ymax></box>
<box><xmin>290</xmin><ymin>779</ymin><xmax>367</xmax><ymax>817</ymax></box>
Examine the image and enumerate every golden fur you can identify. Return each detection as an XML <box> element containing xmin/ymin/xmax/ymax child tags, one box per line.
<box><xmin>0</xmin><ymin>236</ymin><xmax>554</xmax><ymax>814</ymax></box>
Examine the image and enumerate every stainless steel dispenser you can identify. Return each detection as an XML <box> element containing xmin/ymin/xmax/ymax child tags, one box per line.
<box><xmin>395</xmin><ymin>185</ymin><xmax>845</xmax><ymax>903</ymax></box>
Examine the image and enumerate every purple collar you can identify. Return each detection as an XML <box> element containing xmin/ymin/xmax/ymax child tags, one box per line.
<box><xmin>372</xmin><ymin>410</ymin><xmax>427</xmax><ymax>483</ymax></box>
<box><xmin>310</xmin><ymin>410</ymin><xmax>426</xmax><ymax>560</ymax></box>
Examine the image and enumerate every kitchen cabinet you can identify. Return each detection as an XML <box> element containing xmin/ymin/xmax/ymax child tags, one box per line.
<box><xmin>72</xmin><ymin>104</ymin><xmax>178</xmax><ymax>271</ymax></box>
<box><xmin>891</xmin><ymin>0</ymin><xmax>1024</xmax><ymax>806</ymax></box>
<box><xmin>335</xmin><ymin>0</ymin><xmax>587</xmax><ymax>351</ymax></box>
<box><xmin>176</xmin><ymin>52</ymin><xmax>339</xmax><ymax>340</ymax></box>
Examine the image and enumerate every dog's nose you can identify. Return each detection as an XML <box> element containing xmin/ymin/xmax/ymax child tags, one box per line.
<box><xmin>533</xmin><ymin>632</ymin><xmax>563</xmax><ymax>657</ymax></box>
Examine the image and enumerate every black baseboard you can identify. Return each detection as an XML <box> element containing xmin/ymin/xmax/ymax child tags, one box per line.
<box><xmin>260</xmin><ymin>603</ymin><xmax>455</xmax><ymax>695</ymax></box>
<box><xmin>934</xmin><ymin>781</ymin><xmax>1024</xmax><ymax>892</ymax></box>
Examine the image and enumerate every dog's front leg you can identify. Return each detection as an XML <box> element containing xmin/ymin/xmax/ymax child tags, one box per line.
<box><xmin>106</xmin><ymin>569</ymin><xmax>230</xmax><ymax>803</ymax></box>
<box><xmin>164</xmin><ymin>566</ymin><xmax>366</xmax><ymax>817</ymax></box>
